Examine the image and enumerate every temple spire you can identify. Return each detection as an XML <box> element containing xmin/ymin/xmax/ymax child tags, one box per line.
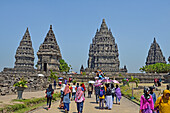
<box><xmin>50</xmin><ymin>25</ymin><xmax>52</xmax><ymax>30</ymax></box>
<box><xmin>100</xmin><ymin>18</ymin><xmax>108</xmax><ymax>32</ymax></box>
<box><xmin>153</xmin><ymin>37</ymin><xmax>156</xmax><ymax>43</ymax></box>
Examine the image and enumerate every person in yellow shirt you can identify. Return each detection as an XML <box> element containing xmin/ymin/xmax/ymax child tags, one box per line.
<box><xmin>154</xmin><ymin>90</ymin><xmax>170</xmax><ymax>113</ymax></box>
<box><xmin>99</xmin><ymin>85</ymin><xmax>105</xmax><ymax>110</ymax></box>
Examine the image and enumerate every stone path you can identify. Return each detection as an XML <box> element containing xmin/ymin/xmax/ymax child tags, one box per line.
<box><xmin>33</xmin><ymin>93</ymin><xmax>140</xmax><ymax>113</ymax></box>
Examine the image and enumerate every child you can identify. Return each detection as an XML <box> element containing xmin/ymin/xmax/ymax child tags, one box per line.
<box><xmin>99</xmin><ymin>85</ymin><xmax>105</xmax><ymax>109</ymax></box>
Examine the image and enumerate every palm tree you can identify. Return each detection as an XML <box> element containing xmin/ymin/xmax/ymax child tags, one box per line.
<box><xmin>129</xmin><ymin>76</ymin><xmax>140</xmax><ymax>99</ymax></box>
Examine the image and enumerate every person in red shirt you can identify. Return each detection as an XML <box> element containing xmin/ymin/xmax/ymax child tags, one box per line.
<box><xmin>81</xmin><ymin>83</ymin><xmax>86</xmax><ymax>97</ymax></box>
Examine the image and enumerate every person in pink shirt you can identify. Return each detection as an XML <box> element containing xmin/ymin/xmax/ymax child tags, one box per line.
<box><xmin>140</xmin><ymin>87</ymin><xmax>154</xmax><ymax>113</ymax></box>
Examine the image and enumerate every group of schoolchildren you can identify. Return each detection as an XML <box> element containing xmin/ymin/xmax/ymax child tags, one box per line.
<box><xmin>93</xmin><ymin>83</ymin><xmax>122</xmax><ymax>110</ymax></box>
<box><xmin>140</xmin><ymin>86</ymin><xmax>170</xmax><ymax>113</ymax></box>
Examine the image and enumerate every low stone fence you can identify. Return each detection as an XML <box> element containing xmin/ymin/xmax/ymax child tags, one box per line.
<box><xmin>0</xmin><ymin>72</ymin><xmax>49</xmax><ymax>96</ymax></box>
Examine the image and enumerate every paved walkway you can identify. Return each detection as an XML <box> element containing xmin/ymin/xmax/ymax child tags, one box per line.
<box><xmin>33</xmin><ymin>93</ymin><xmax>140</xmax><ymax>113</ymax></box>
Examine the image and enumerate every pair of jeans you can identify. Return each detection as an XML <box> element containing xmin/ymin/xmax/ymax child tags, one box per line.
<box><xmin>72</xmin><ymin>92</ymin><xmax>76</xmax><ymax>100</ymax></box>
<box><xmin>116</xmin><ymin>96</ymin><xmax>120</xmax><ymax>103</ymax></box>
<box><xmin>47</xmin><ymin>97</ymin><xmax>52</xmax><ymax>108</ymax></box>
<box><xmin>64</xmin><ymin>103</ymin><xmax>69</xmax><ymax>111</ymax></box>
<box><xmin>112</xmin><ymin>93</ymin><xmax>115</xmax><ymax>102</ymax></box>
<box><xmin>99</xmin><ymin>99</ymin><xmax>104</xmax><ymax>109</ymax></box>
<box><xmin>96</xmin><ymin>94</ymin><xmax>99</xmax><ymax>103</ymax></box>
<box><xmin>77</xmin><ymin>102</ymin><xmax>84</xmax><ymax>113</ymax></box>
<box><xmin>88</xmin><ymin>91</ymin><xmax>92</xmax><ymax>98</ymax></box>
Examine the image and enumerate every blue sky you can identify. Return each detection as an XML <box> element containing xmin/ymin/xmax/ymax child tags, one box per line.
<box><xmin>0</xmin><ymin>1</ymin><xmax>170</xmax><ymax>73</ymax></box>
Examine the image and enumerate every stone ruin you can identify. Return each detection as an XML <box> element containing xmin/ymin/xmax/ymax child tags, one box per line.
<box><xmin>146</xmin><ymin>38</ymin><xmax>166</xmax><ymax>65</ymax></box>
<box><xmin>37</xmin><ymin>25</ymin><xmax>62</xmax><ymax>73</ymax></box>
<box><xmin>86</xmin><ymin>19</ymin><xmax>127</xmax><ymax>74</ymax></box>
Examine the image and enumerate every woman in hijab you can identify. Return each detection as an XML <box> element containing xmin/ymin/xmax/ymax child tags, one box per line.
<box><xmin>45</xmin><ymin>84</ymin><xmax>54</xmax><ymax>109</ymax></box>
<box><xmin>115</xmin><ymin>84</ymin><xmax>121</xmax><ymax>105</ymax></box>
<box><xmin>59</xmin><ymin>84</ymin><xmax>66</xmax><ymax>109</ymax></box>
<box><xmin>154</xmin><ymin>90</ymin><xmax>170</xmax><ymax>113</ymax></box>
<box><xmin>140</xmin><ymin>87</ymin><xmax>154</xmax><ymax>113</ymax></box>
<box><xmin>75</xmin><ymin>87</ymin><xmax>85</xmax><ymax>113</ymax></box>
<box><xmin>63</xmin><ymin>84</ymin><xmax>71</xmax><ymax>113</ymax></box>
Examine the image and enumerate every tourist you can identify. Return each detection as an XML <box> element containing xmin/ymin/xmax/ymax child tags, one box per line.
<box><xmin>95</xmin><ymin>85</ymin><xmax>100</xmax><ymax>103</ymax></box>
<box><xmin>111</xmin><ymin>84</ymin><xmax>115</xmax><ymax>103</ymax></box>
<box><xmin>88</xmin><ymin>83</ymin><xmax>93</xmax><ymax>98</ymax></box>
<box><xmin>64</xmin><ymin>79</ymin><xmax>67</xmax><ymax>85</ymax></box>
<box><xmin>140</xmin><ymin>87</ymin><xmax>154</xmax><ymax>113</ymax></box>
<box><xmin>115</xmin><ymin>84</ymin><xmax>121</xmax><ymax>105</ymax></box>
<box><xmin>99</xmin><ymin>85</ymin><xmax>105</xmax><ymax>110</ymax></box>
<box><xmin>68</xmin><ymin>84</ymin><xmax>72</xmax><ymax>99</ymax></box>
<box><xmin>167</xmin><ymin>85</ymin><xmax>169</xmax><ymax>90</ymax></box>
<box><xmin>63</xmin><ymin>84</ymin><xmax>71</xmax><ymax>113</ymax></box>
<box><xmin>72</xmin><ymin>82</ymin><xmax>76</xmax><ymax>100</ymax></box>
<box><xmin>59</xmin><ymin>80</ymin><xmax>62</xmax><ymax>87</ymax></box>
<box><xmin>76</xmin><ymin>83</ymin><xmax>80</xmax><ymax>91</ymax></box>
<box><xmin>81</xmin><ymin>83</ymin><xmax>86</xmax><ymax>97</ymax></box>
<box><xmin>45</xmin><ymin>84</ymin><xmax>54</xmax><ymax>109</ymax></box>
<box><xmin>59</xmin><ymin>84</ymin><xmax>66</xmax><ymax>109</ymax></box>
<box><xmin>54</xmin><ymin>80</ymin><xmax>56</xmax><ymax>89</ymax></box>
<box><xmin>75</xmin><ymin>87</ymin><xmax>85</xmax><ymax>113</ymax></box>
<box><xmin>154</xmin><ymin>90</ymin><xmax>170</xmax><ymax>113</ymax></box>
<box><xmin>149</xmin><ymin>87</ymin><xmax>156</xmax><ymax>104</ymax></box>
<box><xmin>105</xmin><ymin>83</ymin><xmax>112</xmax><ymax>110</ymax></box>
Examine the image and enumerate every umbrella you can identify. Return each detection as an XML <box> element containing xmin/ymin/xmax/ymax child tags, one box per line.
<box><xmin>58</xmin><ymin>77</ymin><xmax>63</xmax><ymax>79</ymax></box>
<box><xmin>101</xmin><ymin>79</ymin><xmax>113</xmax><ymax>83</ymax></box>
<box><xmin>95</xmin><ymin>79</ymin><xmax>102</xmax><ymax>83</ymax></box>
<box><xmin>93</xmin><ymin>83</ymin><xmax>102</xmax><ymax>87</ymax></box>
<box><xmin>113</xmin><ymin>80</ymin><xmax>119</xmax><ymax>84</ymax></box>
<box><xmin>37</xmin><ymin>74</ymin><xmax>44</xmax><ymax>77</ymax></box>
<box><xmin>88</xmin><ymin>81</ymin><xmax>95</xmax><ymax>84</ymax></box>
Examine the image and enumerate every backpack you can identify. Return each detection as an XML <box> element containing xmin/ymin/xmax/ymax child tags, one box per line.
<box><xmin>111</xmin><ymin>88</ymin><xmax>115</xmax><ymax>93</ymax></box>
<box><xmin>106</xmin><ymin>87</ymin><xmax>112</xmax><ymax>95</ymax></box>
<box><xmin>99</xmin><ymin>89</ymin><xmax>104</xmax><ymax>97</ymax></box>
<box><xmin>47</xmin><ymin>90</ymin><xmax>52</xmax><ymax>97</ymax></box>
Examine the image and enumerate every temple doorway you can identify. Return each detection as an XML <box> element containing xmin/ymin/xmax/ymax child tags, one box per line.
<box><xmin>44</xmin><ymin>63</ymin><xmax>47</xmax><ymax>71</ymax></box>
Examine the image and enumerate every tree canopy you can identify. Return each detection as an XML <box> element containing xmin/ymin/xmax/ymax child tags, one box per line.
<box><xmin>139</xmin><ymin>63</ymin><xmax>170</xmax><ymax>73</ymax></box>
<box><xmin>59</xmin><ymin>59</ymin><xmax>72</xmax><ymax>74</ymax></box>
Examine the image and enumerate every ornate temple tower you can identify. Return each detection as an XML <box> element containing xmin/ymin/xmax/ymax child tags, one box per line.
<box><xmin>37</xmin><ymin>25</ymin><xmax>62</xmax><ymax>72</ymax></box>
<box><xmin>14</xmin><ymin>28</ymin><xmax>35</xmax><ymax>72</ymax></box>
<box><xmin>146</xmin><ymin>38</ymin><xmax>166</xmax><ymax>65</ymax></box>
<box><xmin>87</xmin><ymin>19</ymin><xmax>120</xmax><ymax>72</ymax></box>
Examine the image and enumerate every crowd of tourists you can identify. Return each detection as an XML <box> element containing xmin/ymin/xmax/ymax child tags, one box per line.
<box><xmin>44</xmin><ymin>70</ymin><xmax>122</xmax><ymax>113</ymax></box>
<box><xmin>139</xmin><ymin>86</ymin><xmax>170</xmax><ymax>113</ymax></box>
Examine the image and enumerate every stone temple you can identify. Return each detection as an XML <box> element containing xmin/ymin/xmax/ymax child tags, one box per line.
<box><xmin>37</xmin><ymin>25</ymin><xmax>62</xmax><ymax>72</ymax></box>
<box><xmin>146</xmin><ymin>38</ymin><xmax>166</xmax><ymax>65</ymax></box>
<box><xmin>86</xmin><ymin>19</ymin><xmax>127</xmax><ymax>73</ymax></box>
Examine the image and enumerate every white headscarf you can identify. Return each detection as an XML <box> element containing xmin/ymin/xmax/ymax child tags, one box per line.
<box><xmin>61</xmin><ymin>84</ymin><xmax>66</xmax><ymax>91</ymax></box>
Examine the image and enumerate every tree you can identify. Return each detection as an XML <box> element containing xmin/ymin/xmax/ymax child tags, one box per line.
<box><xmin>59</xmin><ymin>59</ymin><xmax>72</xmax><ymax>74</ymax></box>
<box><xmin>128</xmin><ymin>76</ymin><xmax>140</xmax><ymax>99</ymax></box>
<box><xmin>139</xmin><ymin>63</ymin><xmax>170</xmax><ymax>73</ymax></box>
<box><xmin>48</xmin><ymin>70</ymin><xmax>58</xmax><ymax>83</ymax></box>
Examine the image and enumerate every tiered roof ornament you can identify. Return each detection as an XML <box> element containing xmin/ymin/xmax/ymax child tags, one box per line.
<box><xmin>87</xmin><ymin>19</ymin><xmax>120</xmax><ymax>72</ymax></box>
<box><xmin>37</xmin><ymin>25</ymin><xmax>62</xmax><ymax>72</ymax></box>
<box><xmin>14</xmin><ymin>28</ymin><xmax>35</xmax><ymax>72</ymax></box>
<box><xmin>146</xmin><ymin>38</ymin><xmax>166</xmax><ymax>65</ymax></box>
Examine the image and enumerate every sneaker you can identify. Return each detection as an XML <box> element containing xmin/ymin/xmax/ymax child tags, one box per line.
<box><xmin>48</xmin><ymin>108</ymin><xmax>50</xmax><ymax>110</ymax></box>
<box><xmin>118</xmin><ymin>102</ymin><xmax>120</xmax><ymax>105</ymax></box>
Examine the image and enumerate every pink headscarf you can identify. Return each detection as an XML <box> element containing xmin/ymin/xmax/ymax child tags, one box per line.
<box><xmin>76</xmin><ymin>87</ymin><xmax>83</xmax><ymax>98</ymax></box>
<box><xmin>64</xmin><ymin>84</ymin><xmax>71</xmax><ymax>95</ymax></box>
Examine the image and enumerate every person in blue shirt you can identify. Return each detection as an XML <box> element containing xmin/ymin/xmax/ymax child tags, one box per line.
<box><xmin>149</xmin><ymin>87</ymin><xmax>156</xmax><ymax>104</ymax></box>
